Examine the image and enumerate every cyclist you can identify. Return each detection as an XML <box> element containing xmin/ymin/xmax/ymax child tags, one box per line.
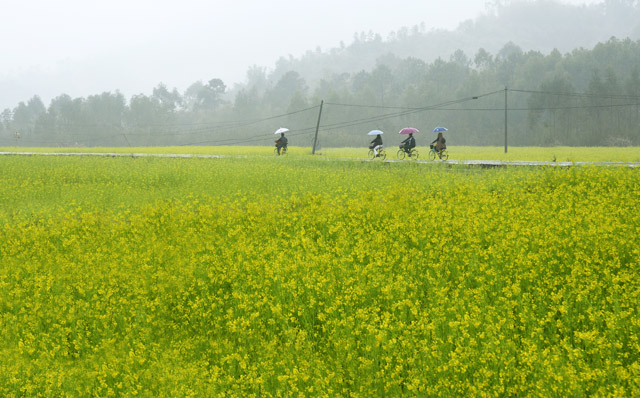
<box><xmin>275</xmin><ymin>132</ymin><xmax>288</xmax><ymax>155</ymax></box>
<box><xmin>400</xmin><ymin>133</ymin><xmax>416</xmax><ymax>154</ymax></box>
<box><xmin>430</xmin><ymin>132</ymin><xmax>446</xmax><ymax>154</ymax></box>
<box><xmin>369</xmin><ymin>134</ymin><xmax>383</xmax><ymax>157</ymax></box>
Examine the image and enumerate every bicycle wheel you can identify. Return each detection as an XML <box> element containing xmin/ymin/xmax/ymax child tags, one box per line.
<box><xmin>380</xmin><ymin>150</ymin><xmax>387</xmax><ymax>160</ymax></box>
<box><xmin>428</xmin><ymin>149</ymin><xmax>436</xmax><ymax>161</ymax></box>
<box><xmin>410</xmin><ymin>148</ymin><xmax>419</xmax><ymax>159</ymax></box>
<box><xmin>368</xmin><ymin>149</ymin><xmax>375</xmax><ymax>159</ymax></box>
<box><xmin>281</xmin><ymin>147</ymin><xmax>288</xmax><ymax>155</ymax></box>
<box><xmin>397</xmin><ymin>149</ymin><xmax>406</xmax><ymax>159</ymax></box>
<box><xmin>440</xmin><ymin>149</ymin><xmax>449</xmax><ymax>160</ymax></box>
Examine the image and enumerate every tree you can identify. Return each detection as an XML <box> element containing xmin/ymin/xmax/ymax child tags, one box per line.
<box><xmin>152</xmin><ymin>83</ymin><xmax>182</xmax><ymax>112</ymax></box>
<box><xmin>624</xmin><ymin>66</ymin><xmax>640</xmax><ymax>144</ymax></box>
<box><xmin>496</xmin><ymin>42</ymin><xmax>524</xmax><ymax>85</ymax></box>
<box><xmin>11</xmin><ymin>96</ymin><xmax>46</xmax><ymax>138</ymax></box>
<box><xmin>474</xmin><ymin>48</ymin><xmax>494</xmax><ymax>70</ymax></box>
<box><xmin>314</xmin><ymin>73</ymin><xmax>350</xmax><ymax>100</ymax></box>
<box><xmin>245</xmin><ymin>65</ymin><xmax>268</xmax><ymax>94</ymax></box>
<box><xmin>27</xmin><ymin>96</ymin><xmax>46</xmax><ymax>116</ymax></box>
<box><xmin>196</xmin><ymin>79</ymin><xmax>227</xmax><ymax>111</ymax></box>
<box><xmin>527</xmin><ymin>74</ymin><xmax>576</xmax><ymax>145</ymax></box>
<box><xmin>183</xmin><ymin>81</ymin><xmax>204</xmax><ymax>112</ymax></box>
<box><xmin>394</xmin><ymin>57</ymin><xmax>428</xmax><ymax>88</ymax></box>
<box><xmin>351</xmin><ymin>70</ymin><xmax>371</xmax><ymax>93</ymax></box>
<box><xmin>286</xmin><ymin>91</ymin><xmax>311</xmax><ymax>135</ymax></box>
<box><xmin>266</xmin><ymin>71</ymin><xmax>307</xmax><ymax>112</ymax></box>
<box><xmin>370</xmin><ymin>64</ymin><xmax>394</xmax><ymax>105</ymax></box>
<box><xmin>49</xmin><ymin>94</ymin><xmax>75</xmax><ymax>123</ymax></box>
<box><xmin>44</xmin><ymin>94</ymin><xmax>81</xmax><ymax>143</ymax></box>
<box><xmin>233</xmin><ymin>88</ymin><xmax>259</xmax><ymax>117</ymax></box>
<box><xmin>86</xmin><ymin>92</ymin><xmax>126</xmax><ymax>128</ymax></box>
<box><xmin>128</xmin><ymin>95</ymin><xmax>160</xmax><ymax>125</ymax></box>
<box><xmin>1</xmin><ymin>109</ymin><xmax>11</xmax><ymax>132</ymax></box>
<box><xmin>450</xmin><ymin>49</ymin><xmax>470</xmax><ymax>67</ymax></box>
<box><xmin>127</xmin><ymin>94</ymin><xmax>163</xmax><ymax>145</ymax></box>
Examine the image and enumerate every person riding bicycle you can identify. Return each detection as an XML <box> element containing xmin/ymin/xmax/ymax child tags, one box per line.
<box><xmin>275</xmin><ymin>132</ymin><xmax>288</xmax><ymax>155</ymax></box>
<box><xmin>430</xmin><ymin>132</ymin><xmax>446</xmax><ymax>153</ymax></box>
<box><xmin>400</xmin><ymin>133</ymin><xmax>416</xmax><ymax>154</ymax></box>
<box><xmin>369</xmin><ymin>134</ymin><xmax>383</xmax><ymax>157</ymax></box>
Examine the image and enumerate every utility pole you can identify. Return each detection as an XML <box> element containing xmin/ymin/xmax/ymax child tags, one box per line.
<box><xmin>504</xmin><ymin>86</ymin><xmax>508</xmax><ymax>153</ymax></box>
<box><xmin>312</xmin><ymin>100</ymin><xmax>324</xmax><ymax>155</ymax></box>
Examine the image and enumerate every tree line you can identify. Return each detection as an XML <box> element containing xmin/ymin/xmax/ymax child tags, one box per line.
<box><xmin>2</xmin><ymin>37</ymin><xmax>640</xmax><ymax>148</ymax></box>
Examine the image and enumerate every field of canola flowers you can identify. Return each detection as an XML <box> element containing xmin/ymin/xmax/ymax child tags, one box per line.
<box><xmin>0</xmin><ymin>153</ymin><xmax>639</xmax><ymax>397</ymax></box>
<box><xmin>4</xmin><ymin>145</ymin><xmax>640</xmax><ymax>163</ymax></box>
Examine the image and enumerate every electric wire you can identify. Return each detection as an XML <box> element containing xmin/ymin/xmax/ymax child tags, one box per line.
<box><xmin>6</xmin><ymin>87</ymin><xmax>639</xmax><ymax>147</ymax></box>
<box><xmin>509</xmin><ymin>88</ymin><xmax>640</xmax><ymax>100</ymax></box>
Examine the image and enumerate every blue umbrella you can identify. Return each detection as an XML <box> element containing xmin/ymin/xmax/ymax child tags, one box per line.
<box><xmin>432</xmin><ymin>126</ymin><xmax>448</xmax><ymax>133</ymax></box>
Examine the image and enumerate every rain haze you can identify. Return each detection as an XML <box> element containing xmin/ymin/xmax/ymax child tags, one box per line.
<box><xmin>0</xmin><ymin>0</ymin><xmax>606</xmax><ymax>110</ymax></box>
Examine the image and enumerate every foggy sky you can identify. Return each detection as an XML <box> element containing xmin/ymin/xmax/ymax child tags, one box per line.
<box><xmin>1</xmin><ymin>0</ymin><xmax>602</xmax><ymax>110</ymax></box>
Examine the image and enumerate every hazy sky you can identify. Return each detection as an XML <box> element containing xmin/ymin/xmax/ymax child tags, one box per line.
<box><xmin>1</xmin><ymin>0</ymin><xmax>601</xmax><ymax>110</ymax></box>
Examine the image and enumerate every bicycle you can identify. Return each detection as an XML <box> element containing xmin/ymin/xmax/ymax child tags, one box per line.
<box><xmin>397</xmin><ymin>147</ymin><xmax>419</xmax><ymax>160</ymax></box>
<box><xmin>428</xmin><ymin>145</ymin><xmax>448</xmax><ymax>161</ymax></box>
<box><xmin>274</xmin><ymin>145</ymin><xmax>288</xmax><ymax>155</ymax></box>
<box><xmin>368</xmin><ymin>147</ymin><xmax>387</xmax><ymax>160</ymax></box>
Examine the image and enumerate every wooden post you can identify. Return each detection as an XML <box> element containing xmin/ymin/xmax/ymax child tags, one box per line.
<box><xmin>312</xmin><ymin>100</ymin><xmax>324</xmax><ymax>154</ymax></box>
<box><xmin>504</xmin><ymin>86</ymin><xmax>508</xmax><ymax>153</ymax></box>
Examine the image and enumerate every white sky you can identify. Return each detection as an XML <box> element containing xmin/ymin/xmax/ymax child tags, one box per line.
<box><xmin>0</xmin><ymin>0</ymin><xmax>602</xmax><ymax>110</ymax></box>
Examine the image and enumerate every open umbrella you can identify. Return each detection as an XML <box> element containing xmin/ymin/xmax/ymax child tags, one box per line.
<box><xmin>274</xmin><ymin>127</ymin><xmax>289</xmax><ymax>135</ymax></box>
<box><xmin>367</xmin><ymin>129</ymin><xmax>384</xmax><ymax>136</ymax></box>
<box><xmin>432</xmin><ymin>126</ymin><xmax>448</xmax><ymax>133</ymax></box>
<box><xmin>399</xmin><ymin>127</ymin><xmax>419</xmax><ymax>135</ymax></box>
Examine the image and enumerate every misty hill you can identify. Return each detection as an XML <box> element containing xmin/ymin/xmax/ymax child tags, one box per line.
<box><xmin>264</xmin><ymin>0</ymin><xmax>640</xmax><ymax>86</ymax></box>
<box><xmin>3</xmin><ymin>0</ymin><xmax>640</xmax><ymax>148</ymax></box>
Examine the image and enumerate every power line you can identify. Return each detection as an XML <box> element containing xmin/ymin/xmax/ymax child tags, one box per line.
<box><xmin>408</xmin><ymin>102</ymin><xmax>640</xmax><ymax>112</ymax></box>
<box><xmin>46</xmin><ymin>104</ymin><xmax>321</xmax><ymax>136</ymax></box>
<box><xmin>7</xmin><ymin>86</ymin><xmax>639</xmax><ymax>148</ymax></box>
<box><xmin>324</xmin><ymin>89</ymin><xmax>503</xmax><ymax>110</ymax></box>
<box><xmin>319</xmin><ymin>90</ymin><xmax>504</xmax><ymax>132</ymax></box>
<box><xmin>8</xmin><ymin>105</ymin><xmax>322</xmax><ymax>147</ymax></box>
<box><xmin>179</xmin><ymin>125</ymin><xmax>316</xmax><ymax>147</ymax></box>
<box><xmin>509</xmin><ymin>88</ymin><xmax>640</xmax><ymax>101</ymax></box>
<box><xmin>0</xmin><ymin>91</ymin><xmax>507</xmax><ymax>147</ymax></box>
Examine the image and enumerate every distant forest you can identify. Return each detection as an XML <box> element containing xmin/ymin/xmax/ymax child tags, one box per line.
<box><xmin>2</xmin><ymin>1</ymin><xmax>640</xmax><ymax>148</ymax></box>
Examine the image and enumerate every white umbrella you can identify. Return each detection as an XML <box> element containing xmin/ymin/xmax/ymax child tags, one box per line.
<box><xmin>367</xmin><ymin>130</ymin><xmax>384</xmax><ymax>136</ymax></box>
<box><xmin>274</xmin><ymin>127</ymin><xmax>289</xmax><ymax>135</ymax></box>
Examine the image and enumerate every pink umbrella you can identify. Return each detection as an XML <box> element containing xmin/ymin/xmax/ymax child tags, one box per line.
<box><xmin>399</xmin><ymin>127</ymin><xmax>419</xmax><ymax>135</ymax></box>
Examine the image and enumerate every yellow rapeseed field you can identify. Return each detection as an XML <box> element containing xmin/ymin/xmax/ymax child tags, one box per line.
<box><xmin>0</xmin><ymin>154</ymin><xmax>638</xmax><ymax>397</ymax></box>
<box><xmin>3</xmin><ymin>145</ymin><xmax>640</xmax><ymax>163</ymax></box>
